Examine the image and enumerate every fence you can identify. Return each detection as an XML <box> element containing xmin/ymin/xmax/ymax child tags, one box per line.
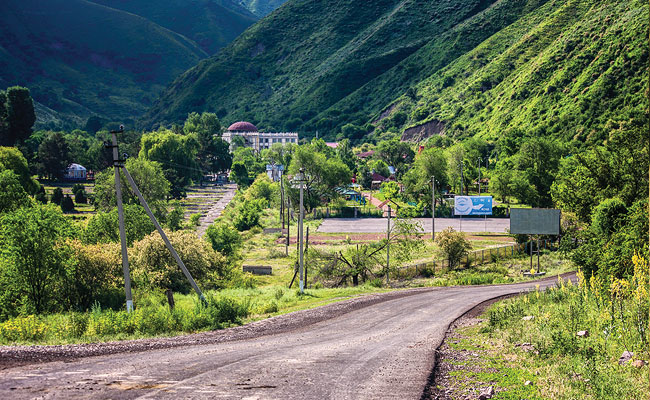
<box><xmin>393</xmin><ymin>239</ymin><xmax>555</xmax><ymax>279</ymax></box>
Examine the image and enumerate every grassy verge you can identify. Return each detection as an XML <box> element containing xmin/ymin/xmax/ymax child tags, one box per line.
<box><xmin>433</xmin><ymin>259</ymin><xmax>649</xmax><ymax>399</ymax></box>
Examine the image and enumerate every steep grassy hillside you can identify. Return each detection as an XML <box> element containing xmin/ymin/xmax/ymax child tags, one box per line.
<box><xmin>144</xmin><ymin>0</ymin><xmax>647</xmax><ymax>147</ymax></box>
<box><xmin>0</xmin><ymin>0</ymin><xmax>207</xmax><ymax>129</ymax></box>
<box><xmin>388</xmin><ymin>0</ymin><xmax>648</xmax><ymax>146</ymax></box>
<box><xmin>238</xmin><ymin>0</ymin><xmax>288</xmax><ymax>17</ymax></box>
<box><xmin>91</xmin><ymin>0</ymin><xmax>258</xmax><ymax>54</ymax></box>
<box><xmin>142</xmin><ymin>0</ymin><xmax>511</xmax><ymax>130</ymax></box>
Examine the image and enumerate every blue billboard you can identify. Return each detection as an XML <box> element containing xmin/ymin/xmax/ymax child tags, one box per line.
<box><xmin>454</xmin><ymin>196</ymin><xmax>493</xmax><ymax>216</ymax></box>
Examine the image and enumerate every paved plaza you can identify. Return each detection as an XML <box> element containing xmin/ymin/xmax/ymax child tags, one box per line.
<box><xmin>317</xmin><ymin>217</ymin><xmax>510</xmax><ymax>233</ymax></box>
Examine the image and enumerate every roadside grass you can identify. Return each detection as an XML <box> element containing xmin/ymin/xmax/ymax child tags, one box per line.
<box><xmin>436</xmin><ymin>260</ymin><xmax>649</xmax><ymax>399</ymax></box>
<box><xmin>0</xmin><ymin>285</ymin><xmax>387</xmax><ymax>346</ymax></box>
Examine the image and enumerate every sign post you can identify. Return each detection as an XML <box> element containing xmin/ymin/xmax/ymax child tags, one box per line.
<box><xmin>510</xmin><ymin>208</ymin><xmax>561</xmax><ymax>275</ymax></box>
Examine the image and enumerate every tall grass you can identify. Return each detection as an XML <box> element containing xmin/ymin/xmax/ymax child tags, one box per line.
<box><xmin>482</xmin><ymin>254</ymin><xmax>649</xmax><ymax>399</ymax></box>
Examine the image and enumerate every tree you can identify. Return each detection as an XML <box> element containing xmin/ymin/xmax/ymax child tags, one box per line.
<box><xmin>435</xmin><ymin>227</ymin><xmax>472</xmax><ymax>269</ymax></box>
<box><xmin>233</xmin><ymin>198</ymin><xmax>265</xmax><ymax>231</ymax></box>
<box><xmin>514</xmin><ymin>138</ymin><xmax>563</xmax><ymax>207</ymax></box>
<box><xmin>402</xmin><ymin>147</ymin><xmax>448</xmax><ymax>203</ymax></box>
<box><xmin>37</xmin><ymin>132</ymin><xmax>71</xmax><ymax>180</ymax></box>
<box><xmin>0</xmin><ymin>91</ymin><xmax>8</xmax><ymax>144</ymax></box>
<box><xmin>131</xmin><ymin>230</ymin><xmax>231</xmax><ymax>293</ymax></box>
<box><xmin>368</xmin><ymin>159</ymin><xmax>390</xmax><ymax>178</ymax></box>
<box><xmin>380</xmin><ymin>181</ymin><xmax>400</xmax><ymax>200</ymax></box>
<box><xmin>287</xmin><ymin>144</ymin><xmax>352</xmax><ymax>212</ymax></box>
<box><xmin>183</xmin><ymin>112</ymin><xmax>232</xmax><ymax>176</ymax></box>
<box><xmin>0</xmin><ymin>170</ymin><xmax>30</xmax><ymax>213</ymax></box>
<box><xmin>376</xmin><ymin>139</ymin><xmax>414</xmax><ymax>177</ymax></box>
<box><xmin>312</xmin><ymin>219</ymin><xmax>424</xmax><ymax>286</ymax></box>
<box><xmin>230</xmin><ymin>161</ymin><xmax>251</xmax><ymax>188</ymax></box>
<box><xmin>139</xmin><ymin>129</ymin><xmax>200</xmax><ymax>198</ymax></box>
<box><xmin>205</xmin><ymin>222</ymin><xmax>243</xmax><ymax>258</ymax></box>
<box><xmin>0</xmin><ymin>204</ymin><xmax>76</xmax><ymax>316</ymax></box>
<box><xmin>93</xmin><ymin>157</ymin><xmax>170</xmax><ymax>218</ymax></box>
<box><xmin>0</xmin><ymin>146</ymin><xmax>38</xmax><ymax>193</ymax></box>
<box><xmin>60</xmin><ymin>195</ymin><xmax>75</xmax><ymax>212</ymax></box>
<box><xmin>336</xmin><ymin>139</ymin><xmax>356</xmax><ymax>172</ymax></box>
<box><xmin>84</xmin><ymin>204</ymin><xmax>155</xmax><ymax>246</ymax></box>
<box><xmin>50</xmin><ymin>187</ymin><xmax>64</xmax><ymax>205</ymax></box>
<box><xmin>2</xmin><ymin>86</ymin><xmax>35</xmax><ymax>146</ymax></box>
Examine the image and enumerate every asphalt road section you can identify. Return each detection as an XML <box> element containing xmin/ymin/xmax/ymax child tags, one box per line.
<box><xmin>0</xmin><ymin>275</ymin><xmax>570</xmax><ymax>399</ymax></box>
<box><xmin>318</xmin><ymin>217</ymin><xmax>510</xmax><ymax>233</ymax></box>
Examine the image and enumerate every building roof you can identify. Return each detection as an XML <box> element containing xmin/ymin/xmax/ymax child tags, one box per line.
<box><xmin>356</xmin><ymin>150</ymin><xmax>375</xmax><ymax>158</ymax></box>
<box><xmin>227</xmin><ymin>121</ymin><xmax>258</xmax><ymax>132</ymax></box>
<box><xmin>67</xmin><ymin>163</ymin><xmax>86</xmax><ymax>171</ymax></box>
<box><xmin>371</xmin><ymin>172</ymin><xmax>387</xmax><ymax>182</ymax></box>
<box><xmin>325</xmin><ymin>142</ymin><xmax>339</xmax><ymax>149</ymax></box>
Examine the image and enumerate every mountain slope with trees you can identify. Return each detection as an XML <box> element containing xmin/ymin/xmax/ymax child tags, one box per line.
<box><xmin>238</xmin><ymin>0</ymin><xmax>288</xmax><ymax>17</ymax></box>
<box><xmin>143</xmin><ymin>0</ymin><xmax>647</xmax><ymax>148</ymax></box>
<box><xmin>0</xmin><ymin>0</ymin><xmax>258</xmax><ymax>130</ymax></box>
<box><xmin>90</xmin><ymin>0</ymin><xmax>258</xmax><ymax>55</ymax></box>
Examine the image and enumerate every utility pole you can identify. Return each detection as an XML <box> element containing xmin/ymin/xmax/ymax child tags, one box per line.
<box><xmin>386</xmin><ymin>205</ymin><xmax>391</xmax><ymax>285</ymax></box>
<box><xmin>478</xmin><ymin>157</ymin><xmax>482</xmax><ymax>195</ymax></box>
<box><xmin>431</xmin><ymin>176</ymin><xmax>435</xmax><ymax>241</ymax></box>
<box><xmin>460</xmin><ymin>161</ymin><xmax>464</xmax><ymax>195</ymax></box>
<box><xmin>291</xmin><ymin>168</ymin><xmax>307</xmax><ymax>294</ymax></box>
<box><xmin>280</xmin><ymin>173</ymin><xmax>285</xmax><ymax>230</ymax></box>
<box><xmin>110</xmin><ymin>126</ymin><xmax>133</xmax><ymax>312</ymax></box>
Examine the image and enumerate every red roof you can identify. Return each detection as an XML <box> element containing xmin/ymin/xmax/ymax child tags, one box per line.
<box><xmin>371</xmin><ymin>172</ymin><xmax>387</xmax><ymax>182</ymax></box>
<box><xmin>356</xmin><ymin>150</ymin><xmax>375</xmax><ymax>158</ymax></box>
<box><xmin>228</xmin><ymin>121</ymin><xmax>258</xmax><ymax>132</ymax></box>
<box><xmin>325</xmin><ymin>142</ymin><xmax>339</xmax><ymax>148</ymax></box>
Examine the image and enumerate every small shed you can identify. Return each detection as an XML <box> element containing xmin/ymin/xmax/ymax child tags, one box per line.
<box><xmin>65</xmin><ymin>163</ymin><xmax>87</xmax><ymax>180</ymax></box>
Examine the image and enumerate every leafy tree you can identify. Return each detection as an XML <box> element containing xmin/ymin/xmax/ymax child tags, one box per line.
<box><xmin>514</xmin><ymin>138</ymin><xmax>563</xmax><ymax>207</ymax></box>
<box><xmin>591</xmin><ymin>198</ymin><xmax>627</xmax><ymax>240</ymax></box>
<box><xmin>380</xmin><ymin>181</ymin><xmax>400</xmax><ymax>200</ymax></box>
<box><xmin>402</xmin><ymin>147</ymin><xmax>448</xmax><ymax>203</ymax></box>
<box><xmin>84</xmin><ymin>116</ymin><xmax>104</xmax><ymax>134</ymax></box>
<box><xmin>356</xmin><ymin>161</ymin><xmax>372</xmax><ymax>189</ymax></box>
<box><xmin>262</xmin><ymin>142</ymin><xmax>294</xmax><ymax>167</ymax></box>
<box><xmin>229</xmin><ymin>161</ymin><xmax>251</xmax><ymax>188</ymax></box>
<box><xmin>131</xmin><ymin>230</ymin><xmax>231</xmax><ymax>293</ymax></box>
<box><xmin>139</xmin><ymin>129</ymin><xmax>200</xmax><ymax>198</ymax></box>
<box><xmin>0</xmin><ymin>146</ymin><xmax>38</xmax><ymax>193</ymax></box>
<box><xmin>336</xmin><ymin>139</ymin><xmax>356</xmax><ymax>172</ymax></box>
<box><xmin>205</xmin><ymin>222</ymin><xmax>243</xmax><ymax>258</ymax></box>
<box><xmin>287</xmin><ymin>143</ymin><xmax>352</xmax><ymax>212</ymax></box>
<box><xmin>368</xmin><ymin>159</ymin><xmax>390</xmax><ymax>178</ymax></box>
<box><xmin>166</xmin><ymin>203</ymin><xmax>184</xmax><ymax>232</ymax></box>
<box><xmin>183</xmin><ymin>112</ymin><xmax>232</xmax><ymax>176</ymax></box>
<box><xmin>233</xmin><ymin>198</ymin><xmax>265</xmax><ymax>231</ymax></box>
<box><xmin>0</xmin><ymin>91</ymin><xmax>7</xmax><ymax>143</ymax></box>
<box><xmin>67</xmin><ymin>240</ymin><xmax>121</xmax><ymax>310</ymax></box>
<box><xmin>339</xmin><ymin>123</ymin><xmax>366</xmax><ymax>142</ymax></box>
<box><xmin>84</xmin><ymin>203</ymin><xmax>155</xmax><ymax>246</ymax></box>
<box><xmin>60</xmin><ymin>195</ymin><xmax>75</xmax><ymax>212</ymax></box>
<box><xmin>50</xmin><ymin>187</ymin><xmax>64</xmax><ymax>205</ymax></box>
<box><xmin>246</xmin><ymin>173</ymin><xmax>278</xmax><ymax>205</ymax></box>
<box><xmin>0</xmin><ymin>170</ymin><xmax>30</xmax><ymax>213</ymax></box>
<box><xmin>376</xmin><ymin>139</ymin><xmax>414</xmax><ymax>177</ymax></box>
<box><xmin>93</xmin><ymin>157</ymin><xmax>170</xmax><ymax>218</ymax></box>
<box><xmin>0</xmin><ymin>204</ymin><xmax>76</xmax><ymax>316</ymax></box>
<box><xmin>2</xmin><ymin>86</ymin><xmax>35</xmax><ymax>146</ymax></box>
<box><xmin>435</xmin><ymin>227</ymin><xmax>472</xmax><ymax>269</ymax></box>
<box><xmin>37</xmin><ymin>132</ymin><xmax>71</xmax><ymax>180</ymax></box>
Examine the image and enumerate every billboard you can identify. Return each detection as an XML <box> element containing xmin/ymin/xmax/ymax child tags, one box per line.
<box><xmin>510</xmin><ymin>208</ymin><xmax>561</xmax><ymax>235</ymax></box>
<box><xmin>454</xmin><ymin>196</ymin><xmax>493</xmax><ymax>216</ymax></box>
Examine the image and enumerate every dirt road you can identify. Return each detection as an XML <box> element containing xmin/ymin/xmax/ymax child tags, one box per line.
<box><xmin>0</xmin><ymin>276</ymin><xmax>570</xmax><ymax>399</ymax></box>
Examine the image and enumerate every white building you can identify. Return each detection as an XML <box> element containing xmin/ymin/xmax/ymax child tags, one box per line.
<box><xmin>222</xmin><ymin>121</ymin><xmax>298</xmax><ymax>152</ymax></box>
<box><xmin>64</xmin><ymin>163</ymin><xmax>87</xmax><ymax>180</ymax></box>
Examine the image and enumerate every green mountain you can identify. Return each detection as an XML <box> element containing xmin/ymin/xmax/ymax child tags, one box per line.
<box><xmin>144</xmin><ymin>0</ymin><xmax>647</xmax><ymax>147</ymax></box>
<box><xmin>90</xmin><ymin>0</ymin><xmax>258</xmax><ymax>55</ymax></box>
<box><xmin>0</xmin><ymin>0</ymin><xmax>209</xmax><ymax>129</ymax></box>
<box><xmin>238</xmin><ymin>0</ymin><xmax>288</xmax><ymax>17</ymax></box>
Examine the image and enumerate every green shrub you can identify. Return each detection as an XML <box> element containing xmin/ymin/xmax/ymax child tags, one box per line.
<box><xmin>84</xmin><ymin>204</ymin><xmax>155</xmax><ymax>245</ymax></box>
<box><xmin>435</xmin><ymin>227</ymin><xmax>472</xmax><ymax>269</ymax></box>
<box><xmin>50</xmin><ymin>187</ymin><xmax>64</xmax><ymax>205</ymax></box>
<box><xmin>190</xmin><ymin>213</ymin><xmax>202</xmax><ymax>226</ymax></box>
<box><xmin>233</xmin><ymin>199</ymin><xmax>265</xmax><ymax>231</ymax></box>
<box><xmin>60</xmin><ymin>195</ymin><xmax>75</xmax><ymax>212</ymax></box>
<box><xmin>205</xmin><ymin>222</ymin><xmax>242</xmax><ymax>258</ymax></box>
<box><xmin>0</xmin><ymin>315</ymin><xmax>48</xmax><ymax>342</ymax></box>
<box><xmin>131</xmin><ymin>230</ymin><xmax>230</xmax><ymax>293</ymax></box>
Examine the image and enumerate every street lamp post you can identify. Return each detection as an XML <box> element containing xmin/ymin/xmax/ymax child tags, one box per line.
<box><xmin>478</xmin><ymin>157</ymin><xmax>482</xmax><ymax>195</ymax></box>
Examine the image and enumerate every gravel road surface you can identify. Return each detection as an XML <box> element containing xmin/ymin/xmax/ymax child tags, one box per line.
<box><xmin>317</xmin><ymin>217</ymin><xmax>510</xmax><ymax>233</ymax></box>
<box><xmin>0</xmin><ymin>275</ymin><xmax>571</xmax><ymax>399</ymax></box>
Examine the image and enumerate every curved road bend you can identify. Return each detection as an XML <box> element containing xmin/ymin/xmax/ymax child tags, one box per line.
<box><xmin>0</xmin><ymin>275</ymin><xmax>571</xmax><ymax>399</ymax></box>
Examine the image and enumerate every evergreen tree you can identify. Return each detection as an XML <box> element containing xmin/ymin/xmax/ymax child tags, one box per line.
<box><xmin>37</xmin><ymin>132</ymin><xmax>71</xmax><ymax>180</ymax></box>
<box><xmin>4</xmin><ymin>86</ymin><xmax>36</xmax><ymax>146</ymax></box>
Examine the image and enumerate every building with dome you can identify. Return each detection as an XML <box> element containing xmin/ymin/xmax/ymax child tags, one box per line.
<box><xmin>222</xmin><ymin>121</ymin><xmax>298</xmax><ymax>152</ymax></box>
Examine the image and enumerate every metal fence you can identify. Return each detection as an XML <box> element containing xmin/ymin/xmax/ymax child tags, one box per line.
<box><xmin>393</xmin><ymin>239</ymin><xmax>555</xmax><ymax>279</ymax></box>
